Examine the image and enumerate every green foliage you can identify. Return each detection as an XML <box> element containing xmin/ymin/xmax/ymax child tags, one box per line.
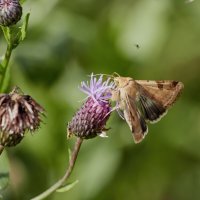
<box><xmin>19</xmin><ymin>13</ymin><xmax>30</xmax><ymax>42</ymax></box>
<box><xmin>0</xmin><ymin>12</ymin><xmax>30</xmax><ymax>92</ymax></box>
<box><xmin>12</xmin><ymin>13</ymin><xmax>30</xmax><ymax>49</ymax></box>
<box><xmin>1</xmin><ymin>13</ymin><xmax>30</xmax><ymax>49</ymax></box>
<box><xmin>19</xmin><ymin>0</ymin><xmax>27</xmax><ymax>4</ymax></box>
<box><xmin>56</xmin><ymin>180</ymin><xmax>79</xmax><ymax>193</ymax></box>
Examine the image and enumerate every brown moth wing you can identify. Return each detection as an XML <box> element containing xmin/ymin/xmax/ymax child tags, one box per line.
<box><xmin>113</xmin><ymin>77</ymin><xmax>148</xmax><ymax>143</ymax></box>
<box><xmin>123</xmin><ymin>92</ymin><xmax>148</xmax><ymax>143</ymax></box>
<box><xmin>136</xmin><ymin>88</ymin><xmax>167</xmax><ymax>123</ymax></box>
<box><xmin>136</xmin><ymin>80</ymin><xmax>184</xmax><ymax>108</ymax></box>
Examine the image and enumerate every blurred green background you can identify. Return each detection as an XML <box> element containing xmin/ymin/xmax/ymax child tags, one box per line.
<box><xmin>1</xmin><ymin>0</ymin><xmax>200</xmax><ymax>199</ymax></box>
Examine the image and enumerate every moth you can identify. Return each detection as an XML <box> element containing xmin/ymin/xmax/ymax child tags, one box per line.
<box><xmin>111</xmin><ymin>76</ymin><xmax>184</xmax><ymax>143</ymax></box>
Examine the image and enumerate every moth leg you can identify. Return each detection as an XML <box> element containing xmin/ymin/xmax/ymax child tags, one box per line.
<box><xmin>116</xmin><ymin>107</ymin><xmax>125</xmax><ymax>120</ymax></box>
<box><xmin>102</xmin><ymin>102</ymin><xmax>124</xmax><ymax>120</ymax></box>
<box><xmin>110</xmin><ymin>102</ymin><xmax>125</xmax><ymax>120</ymax></box>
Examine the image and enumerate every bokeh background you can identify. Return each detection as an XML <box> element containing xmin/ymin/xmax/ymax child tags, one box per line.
<box><xmin>1</xmin><ymin>0</ymin><xmax>200</xmax><ymax>199</ymax></box>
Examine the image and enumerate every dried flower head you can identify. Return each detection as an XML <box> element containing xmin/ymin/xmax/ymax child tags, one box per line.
<box><xmin>0</xmin><ymin>0</ymin><xmax>22</xmax><ymax>26</ymax></box>
<box><xmin>0</xmin><ymin>87</ymin><xmax>44</xmax><ymax>147</ymax></box>
<box><xmin>67</xmin><ymin>74</ymin><xmax>114</xmax><ymax>139</ymax></box>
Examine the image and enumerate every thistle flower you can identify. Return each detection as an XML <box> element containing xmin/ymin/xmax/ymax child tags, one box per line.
<box><xmin>67</xmin><ymin>74</ymin><xmax>114</xmax><ymax>139</ymax></box>
<box><xmin>0</xmin><ymin>87</ymin><xmax>44</xmax><ymax>147</ymax></box>
<box><xmin>0</xmin><ymin>0</ymin><xmax>22</xmax><ymax>26</ymax></box>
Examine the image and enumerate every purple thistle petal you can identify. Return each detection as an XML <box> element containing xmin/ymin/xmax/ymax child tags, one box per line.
<box><xmin>80</xmin><ymin>74</ymin><xmax>114</xmax><ymax>103</ymax></box>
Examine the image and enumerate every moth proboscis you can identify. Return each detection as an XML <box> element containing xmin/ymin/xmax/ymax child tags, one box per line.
<box><xmin>111</xmin><ymin>76</ymin><xmax>184</xmax><ymax>143</ymax></box>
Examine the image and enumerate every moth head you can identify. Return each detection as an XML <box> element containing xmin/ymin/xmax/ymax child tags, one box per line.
<box><xmin>114</xmin><ymin>77</ymin><xmax>132</xmax><ymax>88</ymax></box>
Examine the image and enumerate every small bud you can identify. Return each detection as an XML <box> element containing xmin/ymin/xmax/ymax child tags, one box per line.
<box><xmin>67</xmin><ymin>74</ymin><xmax>114</xmax><ymax>139</ymax></box>
<box><xmin>0</xmin><ymin>0</ymin><xmax>22</xmax><ymax>26</ymax></box>
<box><xmin>0</xmin><ymin>87</ymin><xmax>44</xmax><ymax>147</ymax></box>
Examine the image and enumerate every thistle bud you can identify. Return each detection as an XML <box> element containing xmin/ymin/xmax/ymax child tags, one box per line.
<box><xmin>68</xmin><ymin>97</ymin><xmax>111</xmax><ymax>139</ymax></box>
<box><xmin>0</xmin><ymin>87</ymin><xmax>44</xmax><ymax>147</ymax></box>
<box><xmin>67</xmin><ymin>74</ymin><xmax>114</xmax><ymax>139</ymax></box>
<box><xmin>0</xmin><ymin>0</ymin><xmax>22</xmax><ymax>26</ymax></box>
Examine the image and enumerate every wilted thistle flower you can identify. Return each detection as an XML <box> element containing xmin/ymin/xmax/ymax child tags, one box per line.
<box><xmin>0</xmin><ymin>0</ymin><xmax>22</xmax><ymax>26</ymax></box>
<box><xmin>67</xmin><ymin>74</ymin><xmax>114</xmax><ymax>139</ymax></box>
<box><xmin>0</xmin><ymin>87</ymin><xmax>44</xmax><ymax>147</ymax></box>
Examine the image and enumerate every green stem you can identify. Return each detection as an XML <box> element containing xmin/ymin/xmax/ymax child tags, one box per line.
<box><xmin>0</xmin><ymin>44</ymin><xmax>12</xmax><ymax>92</ymax></box>
<box><xmin>31</xmin><ymin>137</ymin><xmax>83</xmax><ymax>200</ymax></box>
<box><xmin>0</xmin><ymin>145</ymin><xmax>4</xmax><ymax>155</ymax></box>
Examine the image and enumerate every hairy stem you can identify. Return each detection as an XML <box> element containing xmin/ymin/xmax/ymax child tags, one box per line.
<box><xmin>31</xmin><ymin>137</ymin><xmax>83</xmax><ymax>200</ymax></box>
<box><xmin>0</xmin><ymin>145</ymin><xmax>4</xmax><ymax>155</ymax></box>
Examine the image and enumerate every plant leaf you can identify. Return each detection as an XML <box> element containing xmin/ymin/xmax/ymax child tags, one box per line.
<box><xmin>19</xmin><ymin>0</ymin><xmax>27</xmax><ymax>4</ymax></box>
<box><xmin>0</xmin><ymin>152</ymin><xmax>10</xmax><ymax>192</ymax></box>
<box><xmin>11</xmin><ymin>13</ymin><xmax>30</xmax><ymax>49</ymax></box>
<box><xmin>20</xmin><ymin>13</ymin><xmax>30</xmax><ymax>42</ymax></box>
<box><xmin>56</xmin><ymin>180</ymin><xmax>79</xmax><ymax>193</ymax></box>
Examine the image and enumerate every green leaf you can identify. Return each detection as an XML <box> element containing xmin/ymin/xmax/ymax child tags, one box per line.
<box><xmin>19</xmin><ymin>0</ymin><xmax>27</xmax><ymax>4</ymax></box>
<box><xmin>56</xmin><ymin>180</ymin><xmax>79</xmax><ymax>193</ymax></box>
<box><xmin>20</xmin><ymin>13</ymin><xmax>30</xmax><ymax>42</ymax></box>
<box><xmin>11</xmin><ymin>13</ymin><xmax>30</xmax><ymax>49</ymax></box>
<box><xmin>0</xmin><ymin>152</ymin><xmax>10</xmax><ymax>192</ymax></box>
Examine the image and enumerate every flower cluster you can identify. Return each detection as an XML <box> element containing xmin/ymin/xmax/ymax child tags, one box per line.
<box><xmin>67</xmin><ymin>74</ymin><xmax>114</xmax><ymax>139</ymax></box>
<box><xmin>0</xmin><ymin>87</ymin><xmax>44</xmax><ymax>147</ymax></box>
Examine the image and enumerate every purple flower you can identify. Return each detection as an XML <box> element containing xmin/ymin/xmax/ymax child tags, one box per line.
<box><xmin>67</xmin><ymin>74</ymin><xmax>114</xmax><ymax>139</ymax></box>
<box><xmin>79</xmin><ymin>73</ymin><xmax>114</xmax><ymax>104</ymax></box>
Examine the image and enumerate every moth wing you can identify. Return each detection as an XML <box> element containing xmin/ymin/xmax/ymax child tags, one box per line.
<box><xmin>137</xmin><ymin>89</ymin><xmax>167</xmax><ymax>123</ymax></box>
<box><xmin>136</xmin><ymin>80</ymin><xmax>184</xmax><ymax>108</ymax></box>
<box><xmin>136</xmin><ymin>80</ymin><xmax>184</xmax><ymax>123</ymax></box>
<box><xmin>123</xmin><ymin>92</ymin><xmax>148</xmax><ymax>143</ymax></box>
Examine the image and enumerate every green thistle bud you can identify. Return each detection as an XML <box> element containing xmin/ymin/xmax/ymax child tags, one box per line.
<box><xmin>0</xmin><ymin>87</ymin><xmax>44</xmax><ymax>147</ymax></box>
<box><xmin>0</xmin><ymin>0</ymin><xmax>22</xmax><ymax>26</ymax></box>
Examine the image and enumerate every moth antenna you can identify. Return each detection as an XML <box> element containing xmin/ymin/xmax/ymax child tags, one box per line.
<box><xmin>87</xmin><ymin>73</ymin><xmax>115</xmax><ymax>79</ymax></box>
<box><xmin>112</xmin><ymin>72</ymin><xmax>120</xmax><ymax>77</ymax></box>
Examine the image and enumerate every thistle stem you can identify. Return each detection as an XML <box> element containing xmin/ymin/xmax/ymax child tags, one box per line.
<box><xmin>31</xmin><ymin>137</ymin><xmax>83</xmax><ymax>200</ymax></box>
<box><xmin>0</xmin><ymin>44</ymin><xmax>12</xmax><ymax>92</ymax></box>
<box><xmin>0</xmin><ymin>145</ymin><xmax>4</xmax><ymax>155</ymax></box>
